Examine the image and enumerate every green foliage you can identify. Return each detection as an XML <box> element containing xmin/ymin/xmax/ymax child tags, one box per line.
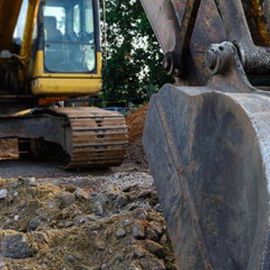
<box><xmin>101</xmin><ymin>0</ymin><xmax>172</xmax><ymax>105</ymax></box>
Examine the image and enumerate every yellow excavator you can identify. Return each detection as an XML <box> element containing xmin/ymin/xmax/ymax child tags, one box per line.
<box><xmin>141</xmin><ymin>0</ymin><xmax>270</xmax><ymax>269</ymax></box>
<box><xmin>0</xmin><ymin>0</ymin><xmax>128</xmax><ymax>168</ymax></box>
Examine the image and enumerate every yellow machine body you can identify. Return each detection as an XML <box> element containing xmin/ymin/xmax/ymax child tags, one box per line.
<box><xmin>31</xmin><ymin>51</ymin><xmax>102</xmax><ymax>96</ymax></box>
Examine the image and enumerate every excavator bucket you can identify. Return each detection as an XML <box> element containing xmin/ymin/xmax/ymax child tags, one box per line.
<box><xmin>141</xmin><ymin>0</ymin><xmax>270</xmax><ymax>269</ymax></box>
<box><xmin>144</xmin><ymin>85</ymin><xmax>270</xmax><ymax>269</ymax></box>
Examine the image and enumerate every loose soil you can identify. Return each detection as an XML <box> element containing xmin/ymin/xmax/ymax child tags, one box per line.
<box><xmin>0</xmin><ymin>170</ymin><xmax>176</xmax><ymax>270</ymax></box>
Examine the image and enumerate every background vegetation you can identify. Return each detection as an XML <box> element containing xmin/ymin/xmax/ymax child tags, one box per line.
<box><xmin>100</xmin><ymin>0</ymin><xmax>172</xmax><ymax>107</ymax></box>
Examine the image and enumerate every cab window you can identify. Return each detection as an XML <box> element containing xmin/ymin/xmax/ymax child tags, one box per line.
<box><xmin>43</xmin><ymin>0</ymin><xmax>95</xmax><ymax>73</ymax></box>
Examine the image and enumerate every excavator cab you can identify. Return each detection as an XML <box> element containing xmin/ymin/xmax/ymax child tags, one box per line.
<box><xmin>34</xmin><ymin>0</ymin><xmax>102</xmax><ymax>95</ymax></box>
<box><xmin>43</xmin><ymin>1</ymin><xmax>95</xmax><ymax>73</ymax></box>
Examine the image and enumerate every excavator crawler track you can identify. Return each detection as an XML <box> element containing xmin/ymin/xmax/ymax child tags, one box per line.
<box><xmin>0</xmin><ymin>107</ymin><xmax>129</xmax><ymax>169</ymax></box>
<box><xmin>51</xmin><ymin>107</ymin><xmax>129</xmax><ymax>169</ymax></box>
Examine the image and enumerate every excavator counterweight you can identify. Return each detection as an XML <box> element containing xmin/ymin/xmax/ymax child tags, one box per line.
<box><xmin>141</xmin><ymin>0</ymin><xmax>270</xmax><ymax>269</ymax></box>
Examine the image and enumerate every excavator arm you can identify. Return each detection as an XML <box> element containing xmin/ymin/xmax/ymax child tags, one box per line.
<box><xmin>141</xmin><ymin>0</ymin><xmax>270</xmax><ymax>269</ymax></box>
<box><xmin>0</xmin><ymin>0</ymin><xmax>40</xmax><ymax>60</ymax></box>
<box><xmin>0</xmin><ymin>0</ymin><xmax>23</xmax><ymax>51</ymax></box>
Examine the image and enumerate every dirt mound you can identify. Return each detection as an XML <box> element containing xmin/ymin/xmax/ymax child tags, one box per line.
<box><xmin>124</xmin><ymin>138</ymin><xmax>149</xmax><ymax>170</ymax></box>
<box><xmin>0</xmin><ymin>173</ymin><xmax>176</xmax><ymax>270</ymax></box>
<box><xmin>125</xmin><ymin>105</ymin><xmax>149</xmax><ymax>170</ymax></box>
<box><xmin>126</xmin><ymin>104</ymin><xmax>149</xmax><ymax>144</ymax></box>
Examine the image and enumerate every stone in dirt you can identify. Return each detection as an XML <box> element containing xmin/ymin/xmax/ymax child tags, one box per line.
<box><xmin>74</xmin><ymin>188</ymin><xmax>90</xmax><ymax>201</ymax></box>
<box><xmin>132</xmin><ymin>221</ymin><xmax>146</xmax><ymax>240</ymax></box>
<box><xmin>115</xmin><ymin>227</ymin><xmax>126</xmax><ymax>238</ymax></box>
<box><xmin>144</xmin><ymin>240</ymin><xmax>165</xmax><ymax>259</ymax></box>
<box><xmin>0</xmin><ymin>189</ymin><xmax>7</xmax><ymax>199</ymax></box>
<box><xmin>1</xmin><ymin>234</ymin><xmax>34</xmax><ymax>259</ymax></box>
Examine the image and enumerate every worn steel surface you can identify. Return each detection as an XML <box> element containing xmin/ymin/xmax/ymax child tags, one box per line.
<box><xmin>144</xmin><ymin>85</ymin><xmax>270</xmax><ymax>269</ymax></box>
<box><xmin>0</xmin><ymin>107</ymin><xmax>129</xmax><ymax>169</ymax></box>
<box><xmin>141</xmin><ymin>0</ymin><xmax>270</xmax><ymax>82</ymax></box>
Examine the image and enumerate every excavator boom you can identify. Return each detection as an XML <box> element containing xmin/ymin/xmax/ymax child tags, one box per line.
<box><xmin>141</xmin><ymin>0</ymin><xmax>270</xmax><ymax>269</ymax></box>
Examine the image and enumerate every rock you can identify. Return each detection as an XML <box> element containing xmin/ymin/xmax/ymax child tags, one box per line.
<box><xmin>64</xmin><ymin>254</ymin><xmax>78</xmax><ymax>263</ymax></box>
<box><xmin>153</xmin><ymin>203</ymin><xmax>162</xmax><ymax>212</ymax></box>
<box><xmin>115</xmin><ymin>194</ymin><xmax>128</xmax><ymax>208</ymax></box>
<box><xmin>122</xmin><ymin>219</ymin><xmax>132</xmax><ymax>226</ymax></box>
<box><xmin>146</xmin><ymin>227</ymin><xmax>159</xmax><ymax>241</ymax></box>
<box><xmin>128</xmin><ymin>203</ymin><xmax>139</xmax><ymax>211</ymax></box>
<box><xmin>115</xmin><ymin>227</ymin><xmax>126</xmax><ymax>238</ymax></box>
<box><xmin>128</xmin><ymin>238</ymin><xmax>137</xmax><ymax>245</ymax></box>
<box><xmin>64</xmin><ymin>184</ymin><xmax>77</xmax><ymax>193</ymax></box>
<box><xmin>95</xmin><ymin>239</ymin><xmax>106</xmax><ymax>250</ymax></box>
<box><xmin>89</xmin><ymin>194</ymin><xmax>109</xmax><ymax>217</ymax></box>
<box><xmin>28</xmin><ymin>217</ymin><xmax>41</xmax><ymax>231</ymax></box>
<box><xmin>128</xmin><ymin>263</ymin><xmax>142</xmax><ymax>270</ymax></box>
<box><xmin>133</xmin><ymin>208</ymin><xmax>148</xmax><ymax>220</ymax></box>
<box><xmin>74</xmin><ymin>215</ymin><xmax>90</xmax><ymax>225</ymax></box>
<box><xmin>145</xmin><ymin>240</ymin><xmax>165</xmax><ymax>259</ymax></box>
<box><xmin>28</xmin><ymin>177</ymin><xmax>37</xmax><ymax>186</ymax></box>
<box><xmin>74</xmin><ymin>188</ymin><xmax>90</xmax><ymax>201</ymax></box>
<box><xmin>14</xmin><ymin>215</ymin><xmax>19</xmax><ymax>221</ymax></box>
<box><xmin>87</xmin><ymin>214</ymin><xmax>98</xmax><ymax>222</ymax></box>
<box><xmin>59</xmin><ymin>193</ymin><xmax>76</xmax><ymax>208</ymax></box>
<box><xmin>150</xmin><ymin>223</ymin><xmax>164</xmax><ymax>237</ymax></box>
<box><xmin>90</xmin><ymin>230</ymin><xmax>99</xmax><ymax>237</ymax></box>
<box><xmin>64</xmin><ymin>221</ymin><xmax>74</xmax><ymax>228</ymax></box>
<box><xmin>160</xmin><ymin>234</ymin><xmax>167</xmax><ymax>245</ymax></box>
<box><xmin>114</xmin><ymin>252</ymin><xmax>125</xmax><ymax>262</ymax></box>
<box><xmin>141</xmin><ymin>258</ymin><xmax>166</xmax><ymax>270</ymax></box>
<box><xmin>133</xmin><ymin>246</ymin><xmax>145</xmax><ymax>258</ymax></box>
<box><xmin>93</xmin><ymin>201</ymin><xmax>104</xmax><ymax>216</ymax></box>
<box><xmin>1</xmin><ymin>234</ymin><xmax>34</xmax><ymax>259</ymax></box>
<box><xmin>132</xmin><ymin>221</ymin><xmax>145</xmax><ymax>239</ymax></box>
<box><xmin>0</xmin><ymin>189</ymin><xmax>8</xmax><ymax>199</ymax></box>
<box><xmin>101</xmin><ymin>263</ymin><xmax>108</xmax><ymax>270</ymax></box>
<box><xmin>18</xmin><ymin>177</ymin><xmax>36</xmax><ymax>186</ymax></box>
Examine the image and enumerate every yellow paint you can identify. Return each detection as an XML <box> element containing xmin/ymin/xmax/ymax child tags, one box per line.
<box><xmin>32</xmin><ymin>51</ymin><xmax>102</xmax><ymax>96</ymax></box>
<box><xmin>10</xmin><ymin>109</ymin><xmax>32</xmax><ymax>117</ymax></box>
<box><xmin>32</xmin><ymin>77</ymin><xmax>102</xmax><ymax>96</ymax></box>
<box><xmin>20</xmin><ymin>0</ymin><xmax>40</xmax><ymax>64</ymax></box>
